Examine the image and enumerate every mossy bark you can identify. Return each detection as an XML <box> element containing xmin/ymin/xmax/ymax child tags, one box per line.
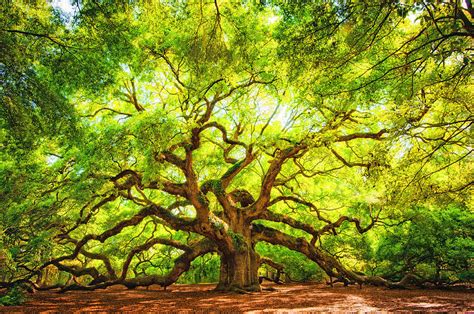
<box><xmin>215</xmin><ymin>234</ymin><xmax>260</xmax><ymax>292</ymax></box>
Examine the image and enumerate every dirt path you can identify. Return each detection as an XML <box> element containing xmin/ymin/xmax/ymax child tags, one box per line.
<box><xmin>2</xmin><ymin>283</ymin><xmax>473</xmax><ymax>313</ymax></box>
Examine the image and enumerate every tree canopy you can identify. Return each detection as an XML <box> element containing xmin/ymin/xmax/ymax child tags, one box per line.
<box><xmin>0</xmin><ymin>0</ymin><xmax>472</xmax><ymax>297</ymax></box>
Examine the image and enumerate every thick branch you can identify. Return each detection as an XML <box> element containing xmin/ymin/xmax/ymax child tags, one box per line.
<box><xmin>61</xmin><ymin>239</ymin><xmax>216</xmax><ymax>292</ymax></box>
<box><xmin>1</xmin><ymin>29</ymin><xmax>73</xmax><ymax>48</ymax></box>
<box><xmin>221</xmin><ymin>151</ymin><xmax>255</xmax><ymax>189</ymax></box>
<box><xmin>53</xmin><ymin>205</ymin><xmax>196</xmax><ymax>268</ymax></box>
<box><xmin>252</xmin><ymin>224</ymin><xmax>388</xmax><ymax>287</ymax></box>
<box><xmin>259</xmin><ymin>211</ymin><xmax>320</xmax><ymax>241</ymax></box>
<box><xmin>120</xmin><ymin>238</ymin><xmax>192</xmax><ymax>280</ymax></box>
<box><xmin>335</xmin><ymin>129</ymin><xmax>388</xmax><ymax>142</ymax></box>
<box><xmin>82</xmin><ymin>107</ymin><xmax>132</xmax><ymax>118</ymax></box>
<box><xmin>80</xmin><ymin>249</ymin><xmax>117</xmax><ymax>280</ymax></box>
<box><xmin>53</xmin><ymin>262</ymin><xmax>107</xmax><ymax>284</ymax></box>
<box><xmin>252</xmin><ymin>146</ymin><xmax>307</xmax><ymax>216</ymax></box>
<box><xmin>330</xmin><ymin>148</ymin><xmax>371</xmax><ymax>168</ymax></box>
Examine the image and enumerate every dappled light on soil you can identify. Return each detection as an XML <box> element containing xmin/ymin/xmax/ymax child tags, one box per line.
<box><xmin>1</xmin><ymin>0</ymin><xmax>473</xmax><ymax>309</ymax></box>
<box><xmin>2</xmin><ymin>283</ymin><xmax>472</xmax><ymax>313</ymax></box>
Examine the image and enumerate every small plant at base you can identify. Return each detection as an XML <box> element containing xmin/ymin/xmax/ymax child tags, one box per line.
<box><xmin>0</xmin><ymin>284</ymin><xmax>27</xmax><ymax>306</ymax></box>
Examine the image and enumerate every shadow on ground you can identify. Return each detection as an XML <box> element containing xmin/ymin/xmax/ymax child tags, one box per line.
<box><xmin>2</xmin><ymin>283</ymin><xmax>473</xmax><ymax>313</ymax></box>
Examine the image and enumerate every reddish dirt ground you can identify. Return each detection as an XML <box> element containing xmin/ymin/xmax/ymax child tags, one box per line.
<box><xmin>2</xmin><ymin>283</ymin><xmax>473</xmax><ymax>313</ymax></box>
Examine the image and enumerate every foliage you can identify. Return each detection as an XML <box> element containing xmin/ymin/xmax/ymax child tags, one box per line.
<box><xmin>0</xmin><ymin>2</ymin><xmax>77</xmax><ymax>147</ymax></box>
<box><xmin>256</xmin><ymin>243</ymin><xmax>325</xmax><ymax>282</ymax></box>
<box><xmin>0</xmin><ymin>285</ymin><xmax>27</xmax><ymax>306</ymax></box>
<box><xmin>374</xmin><ymin>205</ymin><xmax>474</xmax><ymax>284</ymax></box>
<box><xmin>0</xmin><ymin>0</ymin><xmax>472</xmax><ymax>299</ymax></box>
<box><xmin>178</xmin><ymin>254</ymin><xmax>220</xmax><ymax>284</ymax></box>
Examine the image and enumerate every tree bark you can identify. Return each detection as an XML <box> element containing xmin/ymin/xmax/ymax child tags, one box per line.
<box><xmin>215</xmin><ymin>238</ymin><xmax>260</xmax><ymax>292</ymax></box>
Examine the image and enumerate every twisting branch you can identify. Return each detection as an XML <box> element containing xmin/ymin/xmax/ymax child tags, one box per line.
<box><xmin>252</xmin><ymin>145</ymin><xmax>308</xmax><ymax>216</ymax></box>
<box><xmin>60</xmin><ymin>193</ymin><xmax>118</xmax><ymax>236</ymax></box>
<box><xmin>58</xmin><ymin>234</ymin><xmax>118</xmax><ymax>280</ymax></box>
<box><xmin>80</xmin><ymin>249</ymin><xmax>117</xmax><ymax>280</ymax></box>
<box><xmin>112</xmin><ymin>169</ymin><xmax>187</xmax><ymax>197</ymax></box>
<box><xmin>204</xmin><ymin>121</ymin><xmax>245</xmax><ymax>164</ymax></box>
<box><xmin>335</xmin><ymin>129</ymin><xmax>388</xmax><ymax>142</ymax></box>
<box><xmin>199</xmin><ymin>122</ymin><xmax>248</xmax><ymax>149</ymax></box>
<box><xmin>260</xmin><ymin>211</ymin><xmax>320</xmax><ymax>242</ymax></box>
<box><xmin>60</xmin><ymin>239</ymin><xmax>217</xmax><ymax>292</ymax></box>
<box><xmin>259</xmin><ymin>257</ymin><xmax>285</xmax><ymax>284</ymax></box>
<box><xmin>122</xmin><ymin>79</ymin><xmax>145</xmax><ymax>112</ymax></box>
<box><xmin>1</xmin><ymin>29</ymin><xmax>75</xmax><ymax>48</ymax></box>
<box><xmin>120</xmin><ymin>238</ymin><xmax>192</xmax><ymax>280</ymax></box>
<box><xmin>53</xmin><ymin>262</ymin><xmax>106</xmax><ymax>284</ymax></box>
<box><xmin>220</xmin><ymin>149</ymin><xmax>255</xmax><ymax>189</ymax></box>
<box><xmin>53</xmin><ymin>204</ymin><xmax>198</xmax><ymax>270</ymax></box>
<box><xmin>330</xmin><ymin>148</ymin><xmax>371</xmax><ymax>168</ymax></box>
<box><xmin>252</xmin><ymin>224</ymin><xmax>389</xmax><ymax>287</ymax></box>
<box><xmin>155</xmin><ymin>151</ymin><xmax>186</xmax><ymax>170</ymax></box>
<box><xmin>81</xmin><ymin>107</ymin><xmax>132</xmax><ymax>118</ymax></box>
<box><xmin>318</xmin><ymin>213</ymin><xmax>379</xmax><ymax>235</ymax></box>
<box><xmin>266</xmin><ymin>195</ymin><xmax>379</xmax><ymax>240</ymax></box>
<box><xmin>149</xmin><ymin>49</ymin><xmax>196</xmax><ymax>91</ymax></box>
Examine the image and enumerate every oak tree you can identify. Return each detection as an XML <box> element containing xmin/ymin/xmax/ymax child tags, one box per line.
<box><xmin>1</xmin><ymin>0</ymin><xmax>472</xmax><ymax>294</ymax></box>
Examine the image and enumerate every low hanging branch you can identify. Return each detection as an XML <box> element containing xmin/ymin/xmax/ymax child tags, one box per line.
<box><xmin>122</xmin><ymin>79</ymin><xmax>145</xmax><ymax>112</ymax></box>
<box><xmin>51</xmin><ymin>203</ymin><xmax>199</xmax><ymax>272</ymax></box>
<box><xmin>252</xmin><ymin>224</ymin><xmax>425</xmax><ymax>289</ymax></box>
<box><xmin>59</xmin><ymin>239</ymin><xmax>217</xmax><ymax>292</ymax></box>
<box><xmin>259</xmin><ymin>257</ymin><xmax>285</xmax><ymax>284</ymax></box>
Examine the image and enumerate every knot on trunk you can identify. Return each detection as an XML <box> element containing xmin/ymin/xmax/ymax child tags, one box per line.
<box><xmin>228</xmin><ymin>189</ymin><xmax>255</xmax><ymax>207</ymax></box>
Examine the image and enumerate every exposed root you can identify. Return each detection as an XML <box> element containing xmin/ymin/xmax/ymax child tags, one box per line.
<box><xmin>214</xmin><ymin>284</ymin><xmax>261</xmax><ymax>294</ymax></box>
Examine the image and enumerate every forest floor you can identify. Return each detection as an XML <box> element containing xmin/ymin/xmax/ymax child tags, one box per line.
<box><xmin>2</xmin><ymin>282</ymin><xmax>473</xmax><ymax>313</ymax></box>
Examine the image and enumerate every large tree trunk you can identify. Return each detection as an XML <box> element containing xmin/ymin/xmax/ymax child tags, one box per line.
<box><xmin>215</xmin><ymin>238</ymin><xmax>260</xmax><ymax>292</ymax></box>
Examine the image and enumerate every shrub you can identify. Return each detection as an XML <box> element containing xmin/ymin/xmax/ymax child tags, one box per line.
<box><xmin>0</xmin><ymin>285</ymin><xmax>27</xmax><ymax>306</ymax></box>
